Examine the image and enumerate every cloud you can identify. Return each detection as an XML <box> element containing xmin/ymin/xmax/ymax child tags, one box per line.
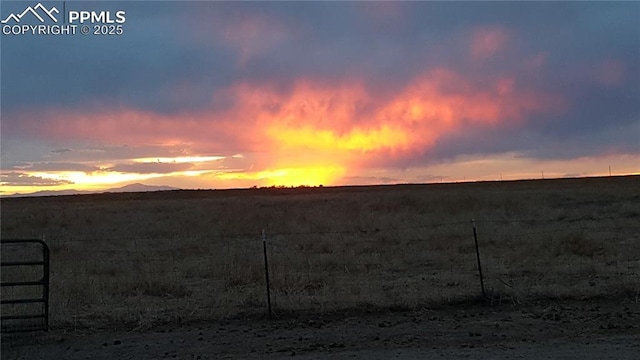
<box><xmin>526</xmin><ymin>52</ymin><xmax>548</xmax><ymax>69</ymax></box>
<box><xmin>221</xmin><ymin>14</ymin><xmax>297</xmax><ymax>67</ymax></box>
<box><xmin>1</xmin><ymin>1</ymin><xmax>638</xmax><ymax>191</ymax></box>
<box><xmin>1</xmin><ymin>162</ymin><xmax>99</xmax><ymax>173</ymax></box>
<box><xmin>106</xmin><ymin>162</ymin><xmax>194</xmax><ymax>174</ymax></box>
<box><xmin>0</xmin><ymin>172</ymin><xmax>73</xmax><ymax>186</ymax></box>
<box><xmin>342</xmin><ymin>176</ymin><xmax>402</xmax><ymax>185</ymax></box>
<box><xmin>4</xmin><ymin>61</ymin><xmax>566</xmax><ymax>188</ymax></box>
<box><xmin>594</xmin><ymin>59</ymin><xmax>626</xmax><ymax>86</ymax></box>
<box><xmin>470</xmin><ymin>26</ymin><xmax>510</xmax><ymax>61</ymax></box>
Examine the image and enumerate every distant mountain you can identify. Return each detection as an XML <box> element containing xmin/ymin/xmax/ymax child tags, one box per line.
<box><xmin>6</xmin><ymin>189</ymin><xmax>91</xmax><ymax>197</ymax></box>
<box><xmin>4</xmin><ymin>183</ymin><xmax>180</xmax><ymax>198</ymax></box>
<box><xmin>104</xmin><ymin>183</ymin><xmax>179</xmax><ymax>193</ymax></box>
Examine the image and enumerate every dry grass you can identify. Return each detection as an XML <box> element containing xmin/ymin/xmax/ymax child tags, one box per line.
<box><xmin>1</xmin><ymin>176</ymin><xmax>639</xmax><ymax>330</ymax></box>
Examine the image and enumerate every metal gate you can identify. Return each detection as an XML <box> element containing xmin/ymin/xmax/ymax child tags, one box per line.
<box><xmin>1</xmin><ymin>239</ymin><xmax>50</xmax><ymax>333</ymax></box>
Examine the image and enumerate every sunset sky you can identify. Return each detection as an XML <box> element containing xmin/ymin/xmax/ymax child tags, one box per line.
<box><xmin>1</xmin><ymin>1</ymin><xmax>638</xmax><ymax>195</ymax></box>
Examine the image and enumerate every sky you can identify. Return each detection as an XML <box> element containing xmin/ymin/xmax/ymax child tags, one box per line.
<box><xmin>1</xmin><ymin>1</ymin><xmax>638</xmax><ymax>195</ymax></box>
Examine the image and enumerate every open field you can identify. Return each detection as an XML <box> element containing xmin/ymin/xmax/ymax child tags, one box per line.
<box><xmin>1</xmin><ymin>175</ymin><xmax>639</xmax><ymax>332</ymax></box>
<box><xmin>2</xmin><ymin>176</ymin><xmax>640</xmax><ymax>358</ymax></box>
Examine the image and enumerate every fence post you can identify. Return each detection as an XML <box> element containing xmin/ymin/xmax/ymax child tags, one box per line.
<box><xmin>472</xmin><ymin>220</ymin><xmax>486</xmax><ymax>298</ymax></box>
<box><xmin>262</xmin><ymin>229</ymin><xmax>273</xmax><ymax>319</ymax></box>
<box><xmin>42</xmin><ymin>236</ymin><xmax>50</xmax><ymax>331</ymax></box>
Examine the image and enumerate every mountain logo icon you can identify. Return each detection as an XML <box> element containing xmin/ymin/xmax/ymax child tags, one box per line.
<box><xmin>1</xmin><ymin>3</ymin><xmax>59</xmax><ymax>24</ymax></box>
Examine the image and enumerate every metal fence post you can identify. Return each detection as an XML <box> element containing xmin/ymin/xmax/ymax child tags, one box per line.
<box><xmin>262</xmin><ymin>230</ymin><xmax>273</xmax><ymax>319</ymax></box>
<box><xmin>472</xmin><ymin>220</ymin><xmax>486</xmax><ymax>298</ymax></box>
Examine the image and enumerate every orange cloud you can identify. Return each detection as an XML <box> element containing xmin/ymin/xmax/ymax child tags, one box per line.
<box><xmin>24</xmin><ymin>106</ymin><xmax>260</xmax><ymax>155</ymax></box>
<box><xmin>264</xmin><ymin>68</ymin><xmax>561</xmax><ymax>151</ymax></box>
<box><xmin>10</xmin><ymin>66</ymin><xmax>564</xmax><ymax>188</ymax></box>
<box><xmin>226</xmin><ymin>68</ymin><xmax>564</xmax><ymax>184</ymax></box>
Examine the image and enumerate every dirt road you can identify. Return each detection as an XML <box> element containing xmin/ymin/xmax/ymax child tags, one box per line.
<box><xmin>3</xmin><ymin>298</ymin><xmax>639</xmax><ymax>359</ymax></box>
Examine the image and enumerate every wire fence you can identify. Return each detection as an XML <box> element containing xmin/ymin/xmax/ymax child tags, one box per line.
<box><xmin>3</xmin><ymin>214</ymin><xmax>639</xmax><ymax>330</ymax></box>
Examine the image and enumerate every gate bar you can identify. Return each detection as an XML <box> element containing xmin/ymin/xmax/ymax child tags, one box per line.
<box><xmin>1</xmin><ymin>260</ymin><xmax>47</xmax><ymax>267</ymax></box>
<box><xmin>2</xmin><ymin>314</ymin><xmax>46</xmax><ymax>320</ymax></box>
<box><xmin>2</xmin><ymin>280</ymin><xmax>45</xmax><ymax>287</ymax></box>
<box><xmin>2</xmin><ymin>298</ymin><xmax>45</xmax><ymax>305</ymax></box>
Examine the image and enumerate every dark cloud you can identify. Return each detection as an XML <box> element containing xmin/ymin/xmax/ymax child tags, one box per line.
<box><xmin>106</xmin><ymin>162</ymin><xmax>194</xmax><ymax>174</ymax></box>
<box><xmin>0</xmin><ymin>172</ymin><xmax>73</xmax><ymax>186</ymax></box>
<box><xmin>4</xmin><ymin>2</ymin><xmax>637</xmax><ymax>116</ymax></box>
<box><xmin>51</xmin><ymin>148</ymin><xmax>71</xmax><ymax>154</ymax></box>
<box><xmin>342</xmin><ymin>176</ymin><xmax>401</xmax><ymax>185</ymax></box>
<box><xmin>1</xmin><ymin>161</ymin><xmax>99</xmax><ymax>173</ymax></box>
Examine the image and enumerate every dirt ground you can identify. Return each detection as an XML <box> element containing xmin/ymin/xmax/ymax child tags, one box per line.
<box><xmin>2</xmin><ymin>297</ymin><xmax>639</xmax><ymax>360</ymax></box>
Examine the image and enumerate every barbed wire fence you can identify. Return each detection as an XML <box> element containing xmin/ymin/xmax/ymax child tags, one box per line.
<box><xmin>13</xmin><ymin>214</ymin><xmax>639</xmax><ymax>330</ymax></box>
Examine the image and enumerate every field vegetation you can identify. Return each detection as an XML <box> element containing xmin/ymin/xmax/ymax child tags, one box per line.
<box><xmin>1</xmin><ymin>176</ymin><xmax>639</xmax><ymax>330</ymax></box>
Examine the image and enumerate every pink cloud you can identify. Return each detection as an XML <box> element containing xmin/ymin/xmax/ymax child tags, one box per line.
<box><xmin>526</xmin><ymin>52</ymin><xmax>548</xmax><ymax>69</ymax></box>
<box><xmin>358</xmin><ymin>1</ymin><xmax>406</xmax><ymax>27</ymax></box>
<box><xmin>7</xmin><ymin>64</ymin><xmax>566</xmax><ymax>176</ymax></box>
<box><xmin>595</xmin><ymin>59</ymin><xmax>625</xmax><ymax>86</ymax></box>
<box><xmin>470</xmin><ymin>26</ymin><xmax>510</xmax><ymax>61</ymax></box>
<box><xmin>188</xmin><ymin>10</ymin><xmax>299</xmax><ymax>67</ymax></box>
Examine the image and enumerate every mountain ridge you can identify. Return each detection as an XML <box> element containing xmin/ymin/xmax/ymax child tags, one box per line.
<box><xmin>4</xmin><ymin>183</ymin><xmax>180</xmax><ymax>198</ymax></box>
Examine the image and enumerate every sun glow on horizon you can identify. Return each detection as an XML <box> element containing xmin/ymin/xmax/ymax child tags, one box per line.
<box><xmin>2</xmin><ymin>63</ymin><xmax>633</xmax><ymax>196</ymax></box>
<box><xmin>1</xmin><ymin>153</ymin><xmax>638</xmax><ymax>196</ymax></box>
<box><xmin>217</xmin><ymin>165</ymin><xmax>345</xmax><ymax>187</ymax></box>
